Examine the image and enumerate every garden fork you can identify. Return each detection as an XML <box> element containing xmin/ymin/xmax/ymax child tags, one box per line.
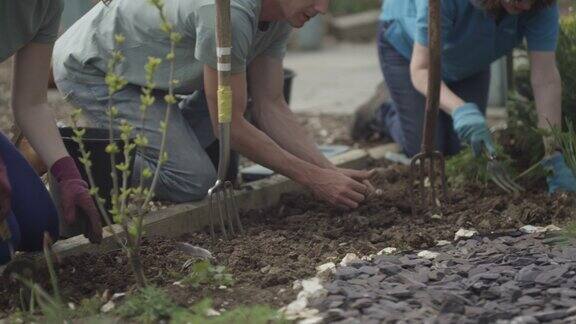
<box><xmin>486</xmin><ymin>151</ymin><xmax>524</xmax><ymax>194</ymax></box>
<box><xmin>408</xmin><ymin>0</ymin><xmax>448</xmax><ymax>217</ymax></box>
<box><xmin>207</xmin><ymin>0</ymin><xmax>243</xmax><ymax>240</ymax></box>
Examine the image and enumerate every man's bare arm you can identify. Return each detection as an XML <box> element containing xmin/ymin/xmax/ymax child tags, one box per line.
<box><xmin>247</xmin><ymin>55</ymin><xmax>336</xmax><ymax>169</ymax></box>
<box><xmin>203</xmin><ymin>65</ymin><xmax>368</xmax><ymax>209</ymax></box>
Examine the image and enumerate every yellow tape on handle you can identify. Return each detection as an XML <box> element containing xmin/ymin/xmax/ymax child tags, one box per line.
<box><xmin>217</xmin><ymin>86</ymin><xmax>232</xmax><ymax>123</ymax></box>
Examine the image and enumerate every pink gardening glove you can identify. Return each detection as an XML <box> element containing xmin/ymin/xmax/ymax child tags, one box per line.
<box><xmin>51</xmin><ymin>157</ymin><xmax>102</xmax><ymax>244</ymax></box>
<box><xmin>0</xmin><ymin>154</ymin><xmax>12</xmax><ymax>224</ymax></box>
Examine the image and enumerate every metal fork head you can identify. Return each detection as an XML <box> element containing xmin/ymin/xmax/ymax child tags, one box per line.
<box><xmin>207</xmin><ymin>180</ymin><xmax>243</xmax><ymax>240</ymax></box>
<box><xmin>408</xmin><ymin>151</ymin><xmax>448</xmax><ymax>217</ymax></box>
<box><xmin>487</xmin><ymin>154</ymin><xmax>524</xmax><ymax>194</ymax></box>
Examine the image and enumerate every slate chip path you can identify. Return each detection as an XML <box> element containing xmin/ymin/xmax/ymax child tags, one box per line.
<box><xmin>310</xmin><ymin>233</ymin><xmax>576</xmax><ymax>323</ymax></box>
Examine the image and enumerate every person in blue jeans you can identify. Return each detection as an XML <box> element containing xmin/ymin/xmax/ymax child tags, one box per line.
<box><xmin>0</xmin><ymin>0</ymin><xmax>102</xmax><ymax>266</ymax></box>
<box><xmin>356</xmin><ymin>0</ymin><xmax>575</xmax><ymax>193</ymax></box>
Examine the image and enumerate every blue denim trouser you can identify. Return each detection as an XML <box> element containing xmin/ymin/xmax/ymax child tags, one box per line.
<box><xmin>56</xmin><ymin>79</ymin><xmax>219</xmax><ymax>203</ymax></box>
<box><xmin>0</xmin><ymin>133</ymin><xmax>59</xmax><ymax>265</ymax></box>
<box><xmin>377</xmin><ymin>22</ymin><xmax>491</xmax><ymax>158</ymax></box>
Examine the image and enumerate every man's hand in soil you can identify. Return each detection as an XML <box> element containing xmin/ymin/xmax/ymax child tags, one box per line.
<box><xmin>308</xmin><ymin>168</ymin><xmax>369</xmax><ymax>209</ymax></box>
<box><xmin>337</xmin><ymin>168</ymin><xmax>380</xmax><ymax>198</ymax></box>
<box><xmin>452</xmin><ymin>103</ymin><xmax>496</xmax><ymax>157</ymax></box>
<box><xmin>337</xmin><ymin>168</ymin><xmax>376</xmax><ymax>182</ymax></box>
<box><xmin>51</xmin><ymin>157</ymin><xmax>102</xmax><ymax>243</ymax></box>
<box><xmin>0</xmin><ymin>154</ymin><xmax>12</xmax><ymax>223</ymax></box>
<box><xmin>541</xmin><ymin>152</ymin><xmax>576</xmax><ymax>193</ymax></box>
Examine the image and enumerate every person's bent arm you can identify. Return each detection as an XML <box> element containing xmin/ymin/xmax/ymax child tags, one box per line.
<box><xmin>11</xmin><ymin>42</ymin><xmax>102</xmax><ymax>243</ymax></box>
<box><xmin>529</xmin><ymin>51</ymin><xmax>562</xmax><ymax>135</ymax></box>
<box><xmin>247</xmin><ymin>56</ymin><xmax>373</xmax><ymax>182</ymax></box>
<box><xmin>203</xmin><ymin>65</ymin><xmax>368</xmax><ymax>209</ymax></box>
<box><xmin>410</xmin><ymin>43</ymin><xmax>465</xmax><ymax>114</ymax></box>
<box><xmin>247</xmin><ymin>56</ymin><xmax>335</xmax><ymax>169</ymax></box>
<box><xmin>11</xmin><ymin>42</ymin><xmax>69</xmax><ymax>167</ymax></box>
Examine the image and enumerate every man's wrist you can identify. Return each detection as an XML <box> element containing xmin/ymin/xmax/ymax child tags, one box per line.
<box><xmin>290</xmin><ymin>162</ymin><xmax>322</xmax><ymax>188</ymax></box>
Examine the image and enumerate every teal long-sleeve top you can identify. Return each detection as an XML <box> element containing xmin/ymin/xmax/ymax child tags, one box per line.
<box><xmin>379</xmin><ymin>0</ymin><xmax>559</xmax><ymax>82</ymax></box>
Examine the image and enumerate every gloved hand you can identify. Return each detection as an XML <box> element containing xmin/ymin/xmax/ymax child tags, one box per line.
<box><xmin>0</xmin><ymin>154</ymin><xmax>12</xmax><ymax>224</ymax></box>
<box><xmin>51</xmin><ymin>156</ymin><xmax>102</xmax><ymax>243</ymax></box>
<box><xmin>452</xmin><ymin>103</ymin><xmax>496</xmax><ymax>157</ymax></box>
<box><xmin>541</xmin><ymin>152</ymin><xmax>576</xmax><ymax>193</ymax></box>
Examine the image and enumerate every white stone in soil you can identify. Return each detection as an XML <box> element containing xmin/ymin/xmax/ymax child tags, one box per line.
<box><xmin>417</xmin><ymin>250</ymin><xmax>440</xmax><ymax>260</ymax></box>
<box><xmin>361</xmin><ymin>254</ymin><xmax>375</xmax><ymax>261</ymax></box>
<box><xmin>454</xmin><ymin>228</ymin><xmax>478</xmax><ymax>241</ymax></box>
<box><xmin>300</xmin><ymin>278</ymin><xmax>326</xmax><ymax>300</ymax></box>
<box><xmin>260</xmin><ymin>265</ymin><xmax>271</xmax><ymax>273</ymax></box>
<box><xmin>316</xmin><ymin>262</ymin><xmax>336</xmax><ymax>275</ymax></box>
<box><xmin>340</xmin><ymin>253</ymin><xmax>360</xmax><ymax>266</ymax></box>
<box><xmin>377</xmin><ymin>247</ymin><xmax>398</xmax><ymax>255</ymax></box>
<box><xmin>205</xmin><ymin>308</ymin><xmax>221</xmax><ymax>317</ymax></box>
<box><xmin>293</xmin><ymin>280</ymin><xmax>303</xmax><ymax>290</ymax></box>
<box><xmin>431</xmin><ymin>214</ymin><xmax>442</xmax><ymax>220</ymax></box>
<box><xmin>283</xmin><ymin>298</ymin><xmax>308</xmax><ymax>317</ymax></box>
<box><xmin>172</xmin><ymin>281</ymin><xmax>185</xmax><ymax>288</ymax></box>
<box><xmin>111</xmin><ymin>292</ymin><xmax>126</xmax><ymax>300</ymax></box>
<box><xmin>520</xmin><ymin>224</ymin><xmax>561</xmax><ymax>234</ymax></box>
<box><xmin>437</xmin><ymin>240</ymin><xmax>451</xmax><ymax>246</ymax></box>
<box><xmin>101</xmin><ymin>300</ymin><xmax>115</xmax><ymax>313</ymax></box>
<box><xmin>299</xmin><ymin>315</ymin><xmax>324</xmax><ymax>324</ymax></box>
<box><xmin>545</xmin><ymin>225</ymin><xmax>561</xmax><ymax>232</ymax></box>
<box><xmin>283</xmin><ymin>278</ymin><xmax>327</xmax><ymax>320</ymax></box>
<box><xmin>520</xmin><ymin>225</ymin><xmax>544</xmax><ymax>234</ymax></box>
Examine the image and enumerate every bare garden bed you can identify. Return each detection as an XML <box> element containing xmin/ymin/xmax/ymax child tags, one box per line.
<box><xmin>1</xmin><ymin>159</ymin><xmax>574</xmax><ymax>322</ymax></box>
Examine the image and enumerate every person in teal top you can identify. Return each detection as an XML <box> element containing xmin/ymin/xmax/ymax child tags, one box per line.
<box><xmin>354</xmin><ymin>0</ymin><xmax>575</xmax><ymax>194</ymax></box>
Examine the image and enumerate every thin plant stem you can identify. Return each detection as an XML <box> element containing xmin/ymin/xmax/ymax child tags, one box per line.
<box><xmin>70</xmin><ymin>120</ymin><xmax>126</xmax><ymax>249</ymax></box>
<box><xmin>42</xmin><ymin>237</ymin><xmax>60</xmax><ymax>305</ymax></box>
<box><xmin>143</xmin><ymin>34</ymin><xmax>176</xmax><ymax>208</ymax></box>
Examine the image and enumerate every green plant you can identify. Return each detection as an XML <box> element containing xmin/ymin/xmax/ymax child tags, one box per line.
<box><xmin>171</xmin><ymin>298</ymin><xmax>287</xmax><ymax>324</ymax></box>
<box><xmin>70</xmin><ymin>0</ymin><xmax>181</xmax><ymax>287</ymax></box>
<box><xmin>116</xmin><ymin>288</ymin><xmax>285</xmax><ymax>324</ymax></box>
<box><xmin>14</xmin><ymin>234</ymin><xmax>68</xmax><ymax>323</ymax></box>
<box><xmin>550</xmin><ymin>119</ymin><xmax>576</xmax><ymax>175</ymax></box>
<box><xmin>503</xmin><ymin>92</ymin><xmax>545</xmax><ymax>168</ymax></box>
<box><xmin>446</xmin><ymin>146</ymin><xmax>515</xmax><ymax>188</ymax></box>
<box><xmin>181</xmin><ymin>260</ymin><xmax>235</xmax><ymax>288</ymax></box>
<box><xmin>116</xmin><ymin>286</ymin><xmax>177</xmax><ymax>323</ymax></box>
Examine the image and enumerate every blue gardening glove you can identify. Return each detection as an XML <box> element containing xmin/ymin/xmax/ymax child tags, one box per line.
<box><xmin>540</xmin><ymin>152</ymin><xmax>576</xmax><ymax>194</ymax></box>
<box><xmin>452</xmin><ymin>103</ymin><xmax>496</xmax><ymax>157</ymax></box>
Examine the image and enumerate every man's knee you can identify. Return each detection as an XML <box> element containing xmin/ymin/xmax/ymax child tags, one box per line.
<box><xmin>155</xmin><ymin>168</ymin><xmax>217</xmax><ymax>203</ymax></box>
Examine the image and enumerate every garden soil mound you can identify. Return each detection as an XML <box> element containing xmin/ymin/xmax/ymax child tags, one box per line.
<box><xmin>1</xmin><ymin>163</ymin><xmax>575</xmax><ymax>314</ymax></box>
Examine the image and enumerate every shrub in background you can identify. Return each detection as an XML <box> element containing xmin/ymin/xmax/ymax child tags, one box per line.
<box><xmin>557</xmin><ymin>13</ymin><xmax>576</xmax><ymax>125</ymax></box>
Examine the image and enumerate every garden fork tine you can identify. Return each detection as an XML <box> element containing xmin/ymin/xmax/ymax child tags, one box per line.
<box><xmin>487</xmin><ymin>153</ymin><xmax>524</xmax><ymax>194</ymax></box>
<box><xmin>409</xmin><ymin>0</ymin><xmax>448</xmax><ymax>217</ymax></box>
<box><xmin>207</xmin><ymin>0</ymin><xmax>243</xmax><ymax>240</ymax></box>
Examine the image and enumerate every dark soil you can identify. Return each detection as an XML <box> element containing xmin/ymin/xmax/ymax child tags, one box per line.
<box><xmin>1</xmin><ymin>162</ymin><xmax>575</xmax><ymax>318</ymax></box>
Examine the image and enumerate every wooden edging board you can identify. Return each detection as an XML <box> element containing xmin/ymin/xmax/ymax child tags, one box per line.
<box><xmin>52</xmin><ymin>143</ymin><xmax>399</xmax><ymax>258</ymax></box>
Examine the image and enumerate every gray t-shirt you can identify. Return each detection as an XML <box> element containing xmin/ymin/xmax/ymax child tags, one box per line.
<box><xmin>53</xmin><ymin>0</ymin><xmax>292</xmax><ymax>94</ymax></box>
<box><xmin>0</xmin><ymin>0</ymin><xmax>64</xmax><ymax>62</ymax></box>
